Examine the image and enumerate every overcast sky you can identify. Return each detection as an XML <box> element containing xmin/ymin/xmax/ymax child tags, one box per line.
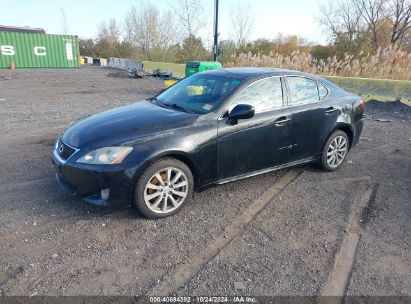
<box><xmin>1</xmin><ymin>0</ymin><xmax>330</xmax><ymax>45</ymax></box>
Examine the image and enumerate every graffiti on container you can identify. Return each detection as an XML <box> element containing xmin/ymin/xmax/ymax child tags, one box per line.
<box><xmin>1</xmin><ymin>45</ymin><xmax>48</xmax><ymax>56</ymax></box>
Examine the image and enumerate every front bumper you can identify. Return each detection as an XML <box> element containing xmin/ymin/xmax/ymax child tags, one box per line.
<box><xmin>52</xmin><ymin>150</ymin><xmax>133</xmax><ymax>207</ymax></box>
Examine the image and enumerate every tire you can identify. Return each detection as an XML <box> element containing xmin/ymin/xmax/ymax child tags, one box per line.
<box><xmin>321</xmin><ymin>130</ymin><xmax>350</xmax><ymax>172</ymax></box>
<box><xmin>133</xmin><ymin>157</ymin><xmax>194</xmax><ymax>219</ymax></box>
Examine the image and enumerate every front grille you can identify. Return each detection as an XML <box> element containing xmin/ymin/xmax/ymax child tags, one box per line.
<box><xmin>57</xmin><ymin>139</ymin><xmax>76</xmax><ymax>160</ymax></box>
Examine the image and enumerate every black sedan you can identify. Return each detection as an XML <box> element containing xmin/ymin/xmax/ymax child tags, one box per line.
<box><xmin>52</xmin><ymin>68</ymin><xmax>364</xmax><ymax>219</ymax></box>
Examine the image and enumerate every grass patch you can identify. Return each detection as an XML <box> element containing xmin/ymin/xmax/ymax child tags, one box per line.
<box><xmin>142</xmin><ymin>61</ymin><xmax>185</xmax><ymax>78</ymax></box>
<box><xmin>324</xmin><ymin>76</ymin><xmax>411</xmax><ymax>105</ymax></box>
<box><xmin>141</xmin><ymin>61</ymin><xmax>411</xmax><ymax>105</ymax></box>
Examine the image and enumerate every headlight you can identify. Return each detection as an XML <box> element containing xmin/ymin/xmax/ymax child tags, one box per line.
<box><xmin>76</xmin><ymin>147</ymin><xmax>133</xmax><ymax>165</ymax></box>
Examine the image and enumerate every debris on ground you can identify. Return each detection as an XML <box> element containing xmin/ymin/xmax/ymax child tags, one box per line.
<box><xmin>128</xmin><ymin>68</ymin><xmax>150</xmax><ymax>79</ymax></box>
<box><xmin>374</xmin><ymin>118</ymin><xmax>392</xmax><ymax>122</ymax></box>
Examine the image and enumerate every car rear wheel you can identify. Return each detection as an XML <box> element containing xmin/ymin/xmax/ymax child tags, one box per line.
<box><xmin>321</xmin><ymin>130</ymin><xmax>349</xmax><ymax>171</ymax></box>
<box><xmin>133</xmin><ymin>158</ymin><xmax>194</xmax><ymax>219</ymax></box>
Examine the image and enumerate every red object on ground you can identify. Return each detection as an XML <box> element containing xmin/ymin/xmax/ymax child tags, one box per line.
<box><xmin>10</xmin><ymin>62</ymin><xmax>15</xmax><ymax>71</ymax></box>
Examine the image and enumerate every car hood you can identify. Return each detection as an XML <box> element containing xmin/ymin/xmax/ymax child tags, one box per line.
<box><xmin>62</xmin><ymin>100</ymin><xmax>198</xmax><ymax>149</ymax></box>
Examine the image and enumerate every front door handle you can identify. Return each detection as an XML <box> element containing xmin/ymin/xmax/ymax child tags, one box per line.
<box><xmin>325</xmin><ymin>107</ymin><xmax>337</xmax><ymax>114</ymax></box>
<box><xmin>275</xmin><ymin>116</ymin><xmax>291</xmax><ymax>126</ymax></box>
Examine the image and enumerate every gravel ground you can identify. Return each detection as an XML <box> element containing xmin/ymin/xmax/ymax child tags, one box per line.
<box><xmin>0</xmin><ymin>66</ymin><xmax>409</xmax><ymax>297</ymax></box>
<box><xmin>346</xmin><ymin>102</ymin><xmax>411</xmax><ymax>296</ymax></box>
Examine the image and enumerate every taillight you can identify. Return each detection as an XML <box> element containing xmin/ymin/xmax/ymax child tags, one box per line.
<box><xmin>359</xmin><ymin>99</ymin><xmax>365</xmax><ymax>110</ymax></box>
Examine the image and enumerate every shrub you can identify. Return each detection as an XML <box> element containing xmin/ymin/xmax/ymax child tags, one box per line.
<box><xmin>226</xmin><ymin>46</ymin><xmax>411</xmax><ymax>80</ymax></box>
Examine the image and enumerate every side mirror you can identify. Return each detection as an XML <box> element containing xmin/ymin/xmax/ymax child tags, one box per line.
<box><xmin>228</xmin><ymin>104</ymin><xmax>255</xmax><ymax>124</ymax></box>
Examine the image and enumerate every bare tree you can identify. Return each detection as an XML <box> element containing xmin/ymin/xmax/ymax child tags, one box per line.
<box><xmin>319</xmin><ymin>0</ymin><xmax>363</xmax><ymax>42</ymax></box>
<box><xmin>319</xmin><ymin>0</ymin><xmax>411</xmax><ymax>51</ymax></box>
<box><xmin>94</xmin><ymin>19</ymin><xmax>121</xmax><ymax>58</ymax></box>
<box><xmin>97</xmin><ymin>19</ymin><xmax>120</xmax><ymax>44</ymax></box>
<box><xmin>230</xmin><ymin>3</ymin><xmax>255</xmax><ymax>48</ymax></box>
<box><xmin>388</xmin><ymin>0</ymin><xmax>411</xmax><ymax>46</ymax></box>
<box><xmin>170</xmin><ymin>0</ymin><xmax>205</xmax><ymax>39</ymax></box>
<box><xmin>60</xmin><ymin>8</ymin><xmax>69</xmax><ymax>34</ymax></box>
<box><xmin>125</xmin><ymin>3</ymin><xmax>178</xmax><ymax>55</ymax></box>
<box><xmin>353</xmin><ymin>0</ymin><xmax>386</xmax><ymax>49</ymax></box>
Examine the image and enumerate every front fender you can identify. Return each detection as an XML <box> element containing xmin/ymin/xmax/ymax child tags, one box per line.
<box><xmin>125</xmin><ymin>123</ymin><xmax>218</xmax><ymax>197</ymax></box>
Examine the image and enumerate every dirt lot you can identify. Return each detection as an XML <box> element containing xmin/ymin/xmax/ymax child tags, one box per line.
<box><xmin>0</xmin><ymin>66</ymin><xmax>410</xmax><ymax>297</ymax></box>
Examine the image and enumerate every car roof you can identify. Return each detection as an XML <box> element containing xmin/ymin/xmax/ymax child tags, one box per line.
<box><xmin>204</xmin><ymin>67</ymin><xmax>318</xmax><ymax>79</ymax></box>
<box><xmin>201</xmin><ymin>67</ymin><xmax>346</xmax><ymax>94</ymax></box>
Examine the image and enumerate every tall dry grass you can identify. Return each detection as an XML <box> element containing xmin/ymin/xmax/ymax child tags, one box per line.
<box><xmin>226</xmin><ymin>46</ymin><xmax>411</xmax><ymax>80</ymax></box>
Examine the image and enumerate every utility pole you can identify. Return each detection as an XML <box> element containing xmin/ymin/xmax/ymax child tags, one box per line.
<box><xmin>213</xmin><ymin>0</ymin><xmax>219</xmax><ymax>61</ymax></box>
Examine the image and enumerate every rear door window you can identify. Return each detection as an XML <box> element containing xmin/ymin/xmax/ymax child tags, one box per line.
<box><xmin>287</xmin><ymin>77</ymin><xmax>320</xmax><ymax>105</ymax></box>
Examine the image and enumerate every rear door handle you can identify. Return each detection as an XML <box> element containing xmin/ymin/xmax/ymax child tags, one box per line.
<box><xmin>325</xmin><ymin>107</ymin><xmax>337</xmax><ymax>114</ymax></box>
<box><xmin>275</xmin><ymin>116</ymin><xmax>291</xmax><ymax>126</ymax></box>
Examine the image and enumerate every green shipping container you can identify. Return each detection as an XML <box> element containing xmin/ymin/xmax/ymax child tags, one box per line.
<box><xmin>0</xmin><ymin>32</ymin><xmax>79</xmax><ymax>68</ymax></box>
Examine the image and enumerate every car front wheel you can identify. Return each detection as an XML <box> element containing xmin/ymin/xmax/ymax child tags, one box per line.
<box><xmin>133</xmin><ymin>157</ymin><xmax>194</xmax><ymax>219</ymax></box>
<box><xmin>321</xmin><ymin>130</ymin><xmax>349</xmax><ymax>171</ymax></box>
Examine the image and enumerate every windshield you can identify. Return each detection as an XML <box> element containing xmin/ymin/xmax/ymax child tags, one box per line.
<box><xmin>155</xmin><ymin>73</ymin><xmax>243</xmax><ymax>114</ymax></box>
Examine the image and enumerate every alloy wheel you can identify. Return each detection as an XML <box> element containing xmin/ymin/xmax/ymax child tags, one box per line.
<box><xmin>326</xmin><ymin>135</ymin><xmax>348</xmax><ymax>168</ymax></box>
<box><xmin>143</xmin><ymin>167</ymin><xmax>189</xmax><ymax>214</ymax></box>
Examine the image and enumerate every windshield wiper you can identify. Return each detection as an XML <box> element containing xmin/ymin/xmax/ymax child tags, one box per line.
<box><xmin>149</xmin><ymin>97</ymin><xmax>169</xmax><ymax>109</ymax></box>
<box><xmin>148</xmin><ymin>96</ymin><xmax>159</xmax><ymax>102</ymax></box>
<box><xmin>164</xmin><ymin>103</ymin><xmax>194</xmax><ymax>113</ymax></box>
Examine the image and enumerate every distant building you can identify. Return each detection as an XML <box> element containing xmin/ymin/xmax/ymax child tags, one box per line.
<box><xmin>0</xmin><ymin>25</ymin><xmax>46</xmax><ymax>34</ymax></box>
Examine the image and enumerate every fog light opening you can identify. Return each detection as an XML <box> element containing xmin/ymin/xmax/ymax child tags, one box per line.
<box><xmin>101</xmin><ymin>189</ymin><xmax>110</xmax><ymax>201</ymax></box>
